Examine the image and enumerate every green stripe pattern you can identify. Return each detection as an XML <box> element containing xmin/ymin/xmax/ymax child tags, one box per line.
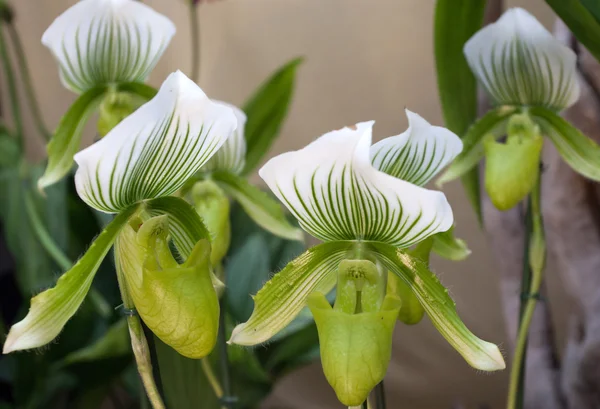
<box><xmin>74</xmin><ymin>71</ymin><xmax>237</xmax><ymax>213</ymax></box>
<box><xmin>371</xmin><ymin>110</ymin><xmax>463</xmax><ymax>186</ymax></box>
<box><xmin>259</xmin><ymin>121</ymin><xmax>454</xmax><ymax>249</ymax></box>
<box><xmin>42</xmin><ymin>0</ymin><xmax>175</xmax><ymax>94</ymax></box>
<box><xmin>463</xmin><ymin>8</ymin><xmax>579</xmax><ymax>111</ymax></box>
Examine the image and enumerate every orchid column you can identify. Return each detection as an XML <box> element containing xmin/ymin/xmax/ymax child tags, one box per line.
<box><xmin>229</xmin><ymin>113</ymin><xmax>506</xmax><ymax>407</ymax></box>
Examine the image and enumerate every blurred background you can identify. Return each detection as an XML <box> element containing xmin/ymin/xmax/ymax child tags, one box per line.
<box><xmin>4</xmin><ymin>0</ymin><xmax>565</xmax><ymax>408</ymax></box>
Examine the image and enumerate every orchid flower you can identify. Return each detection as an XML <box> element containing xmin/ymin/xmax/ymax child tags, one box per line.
<box><xmin>39</xmin><ymin>0</ymin><xmax>176</xmax><ymax>190</ymax></box>
<box><xmin>179</xmin><ymin>99</ymin><xmax>303</xmax><ymax>266</ymax></box>
<box><xmin>439</xmin><ymin>8</ymin><xmax>600</xmax><ymax>210</ymax></box>
<box><xmin>229</xmin><ymin>112</ymin><xmax>505</xmax><ymax>406</ymax></box>
<box><xmin>3</xmin><ymin>71</ymin><xmax>236</xmax><ymax>361</ymax></box>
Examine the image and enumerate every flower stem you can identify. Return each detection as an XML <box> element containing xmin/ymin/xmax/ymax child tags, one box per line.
<box><xmin>0</xmin><ymin>20</ymin><xmax>23</xmax><ymax>144</ymax></box>
<box><xmin>115</xmin><ymin>255</ymin><xmax>165</xmax><ymax>409</ymax></box>
<box><xmin>6</xmin><ymin>23</ymin><xmax>51</xmax><ymax>141</ymax></box>
<box><xmin>506</xmin><ymin>176</ymin><xmax>545</xmax><ymax>409</ymax></box>
<box><xmin>201</xmin><ymin>358</ymin><xmax>224</xmax><ymax>399</ymax></box>
<box><xmin>375</xmin><ymin>381</ymin><xmax>386</xmax><ymax>409</ymax></box>
<box><xmin>188</xmin><ymin>2</ymin><xmax>201</xmax><ymax>83</ymax></box>
<box><xmin>218</xmin><ymin>293</ymin><xmax>236</xmax><ymax>409</ymax></box>
<box><xmin>23</xmin><ymin>188</ymin><xmax>111</xmax><ymax>318</ymax></box>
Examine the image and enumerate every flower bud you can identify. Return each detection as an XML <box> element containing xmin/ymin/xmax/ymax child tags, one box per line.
<box><xmin>309</xmin><ymin>291</ymin><xmax>401</xmax><ymax>406</ymax></box>
<box><xmin>190</xmin><ymin>180</ymin><xmax>231</xmax><ymax>265</ymax></box>
<box><xmin>116</xmin><ymin>215</ymin><xmax>219</xmax><ymax>359</ymax></box>
<box><xmin>484</xmin><ymin>114</ymin><xmax>543</xmax><ymax>211</ymax></box>
<box><xmin>97</xmin><ymin>92</ymin><xmax>137</xmax><ymax>137</ymax></box>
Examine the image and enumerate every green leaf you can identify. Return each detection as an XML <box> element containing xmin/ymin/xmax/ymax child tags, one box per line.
<box><xmin>582</xmin><ymin>0</ymin><xmax>600</xmax><ymax>24</ymax></box>
<box><xmin>367</xmin><ymin>242</ymin><xmax>506</xmax><ymax>371</ymax></box>
<box><xmin>547</xmin><ymin>0</ymin><xmax>600</xmax><ymax>62</ymax></box>
<box><xmin>432</xmin><ymin>227</ymin><xmax>471</xmax><ymax>261</ymax></box>
<box><xmin>434</xmin><ymin>0</ymin><xmax>485</xmax><ymax>220</ymax></box>
<box><xmin>529</xmin><ymin>106</ymin><xmax>600</xmax><ymax>181</ymax></box>
<box><xmin>226</xmin><ymin>233</ymin><xmax>271</xmax><ymax>322</ymax></box>
<box><xmin>212</xmin><ymin>170</ymin><xmax>303</xmax><ymax>241</ymax></box>
<box><xmin>38</xmin><ymin>86</ymin><xmax>107</xmax><ymax>190</ymax></box>
<box><xmin>242</xmin><ymin>58</ymin><xmax>303</xmax><ymax>174</ymax></box>
<box><xmin>437</xmin><ymin>106</ymin><xmax>519</xmax><ymax>186</ymax></box>
<box><xmin>229</xmin><ymin>241</ymin><xmax>353</xmax><ymax>346</ymax></box>
<box><xmin>60</xmin><ymin>319</ymin><xmax>130</xmax><ymax>366</ymax></box>
<box><xmin>2</xmin><ymin>204</ymin><xmax>139</xmax><ymax>353</ymax></box>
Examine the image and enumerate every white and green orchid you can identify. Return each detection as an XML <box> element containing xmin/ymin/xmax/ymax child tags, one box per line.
<box><xmin>229</xmin><ymin>112</ymin><xmax>505</xmax><ymax>406</ymax></box>
<box><xmin>39</xmin><ymin>0</ymin><xmax>176</xmax><ymax>190</ymax></box>
<box><xmin>3</xmin><ymin>71</ymin><xmax>236</xmax><ymax>360</ymax></box>
<box><xmin>440</xmin><ymin>8</ymin><xmax>600</xmax><ymax>210</ymax></box>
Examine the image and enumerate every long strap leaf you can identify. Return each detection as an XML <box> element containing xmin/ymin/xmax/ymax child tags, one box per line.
<box><xmin>547</xmin><ymin>0</ymin><xmax>600</xmax><ymax>62</ymax></box>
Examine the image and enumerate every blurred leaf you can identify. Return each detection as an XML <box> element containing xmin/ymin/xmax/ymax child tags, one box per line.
<box><xmin>242</xmin><ymin>58</ymin><xmax>303</xmax><ymax>174</ymax></box>
<box><xmin>265</xmin><ymin>323</ymin><xmax>319</xmax><ymax>376</ymax></box>
<box><xmin>547</xmin><ymin>0</ymin><xmax>600</xmax><ymax>62</ymax></box>
<box><xmin>61</xmin><ymin>319</ymin><xmax>129</xmax><ymax>366</ymax></box>
<box><xmin>0</xmin><ymin>129</ymin><xmax>19</xmax><ymax>168</ymax></box>
<box><xmin>582</xmin><ymin>0</ymin><xmax>600</xmax><ymax>24</ymax></box>
<box><xmin>434</xmin><ymin>0</ymin><xmax>486</xmax><ymax>221</ymax></box>
<box><xmin>213</xmin><ymin>170</ymin><xmax>303</xmax><ymax>241</ymax></box>
<box><xmin>38</xmin><ymin>86</ymin><xmax>107</xmax><ymax>190</ymax></box>
<box><xmin>154</xmin><ymin>337</ymin><xmax>219</xmax><ymax>409</ymax></box>
<box><xmin>530</xmin><ymin>106</ymin><xmax>600</xmax><ymax>181</ymax></box>
<box><xmin>226</xmin><ymin>233</ymin><xmax>271</xmax><ymax>322</ymax></box>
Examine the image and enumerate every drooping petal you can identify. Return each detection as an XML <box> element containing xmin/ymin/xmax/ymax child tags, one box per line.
<box><xmin>42</xmin><ymin>0</ymin><xmax>175</xmax><ymax>94</ymax></box>
<box><xmin>228</xmin><ymin>241</ymin><xmax>353</xmax><ymax>346</ymax></box>
<box><xmin>2</xmin><ymin>205</ymin><xmax>139</xmax><ymax>354</ymax></box>
<box><xmin>463</xmin><ymin>7</ymin><xmax>579</xmax><ymax>110</ymax></box>
<box><xmin>368</xmin><ymin>242</ymin><xmax>506</xmax><ymax>371</ymax></box>
<box><xmin>203</xmin><ymin>102</ymin><xmax>247</xmax><ymax>174</ymax></box>
<box><xmin>371</xmin><ymin>110</ymin><xmax>463</xmax><ymax>186</ymax></box>
<box><xmin>74</xmin><ymin>71</ymin><xmax>238</xmax><ymax>213</ymax></box>
<box><xmin>259</xmin><ymin>122</ymin><xmax>454</xmax><ymax>248</ymax></box>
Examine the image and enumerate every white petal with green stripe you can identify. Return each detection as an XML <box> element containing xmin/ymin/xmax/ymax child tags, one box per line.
<box><xmin>371</xmin><ymin>110</ymin><xmax>463</xmax><ymax>186</ymax></box>
<box><xmin>463</xmin><ymin>7</ymin><xmax>579</xmax><ymax>110</ymax></box>
<box><xmin>259</xmin><ymin>121</ymin><xmax>453</xmax><ymax>248</ymax></box>
<box><xmin>74</xmin><ymin>71</ymin><xmax>237</xmax><ymax>213</ymax></box>
<box><xmin>203</xmin><ymin>101</ymin><xmax>247</xmax><ymax>174</ymax></box>
<box><xmin>42</xmin><ymin>0</ymin><xmax>175</xmax><ymax>94</ymax></box>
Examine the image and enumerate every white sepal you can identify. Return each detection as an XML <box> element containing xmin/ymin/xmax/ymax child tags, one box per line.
<box><xmin>42</xmin><ymin>0</ymin><xmax>175</xmax><ymax>93</ymax></box>
<box><xmin>75</xmin><ymin>71</ymin><xmax>237</xmax><ymax>213</ymax></box>
<box><xmin>371</xmin><ymin>110</ymin><xmax>463</xmax><ymax>186</ymax></box>
<box><xmin>259</xmin><ymin>121</ymin><xmax>454</xmax><ymax>248</ymax></box>
<box><xmin>464</xmin><ymin>7</ymin><xmax>579</xmax><ymax>110</ymax></box>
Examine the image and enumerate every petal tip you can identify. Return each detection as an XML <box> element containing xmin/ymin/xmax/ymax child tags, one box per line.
<box><xmin>471</xmin><ymin>342</ymin><xmax>506</xmax><ymax>371</ymax></box>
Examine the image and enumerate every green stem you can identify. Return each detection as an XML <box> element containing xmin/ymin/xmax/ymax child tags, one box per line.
<box><xmin>115</xmin><ymin>254</ymin><xmax>165</xmax><ymax>409</ymax></box>
<box><xmin>374</xmin><ymin>381</ymin><xmax>386</xmax><ymax>409</ymax></box>
<box><xmin>218</xmin><ymin>293</ymin><xmax>235</xmax><ymax>409</ymax></box>
<box><xmin>201</xmin><ymin>358</ymin><xmax>224</xmax><ymax>399</ymax></box>
<box><xmin>188</xmin><ymin>2</ymin><xmax>201</xmax><ymax>83</ymax></box>
<box><xmin>23</xmin><ymin>188</ymin><xmax>111</xmax><ymax>318</ymax></box>
<box><xmin>506</xmin><ymin>177</ymin><xmax>545</xmax><ymax>409</ymax></box>
<box><xmin>6</xmin><ymin>23</ymin><xmax>50</xmax><ymax>141</ymax></box>
<box><xmin>0</xmin><ymin>21</ymin><xmax>23</xmax><ymax>144</ymax></box>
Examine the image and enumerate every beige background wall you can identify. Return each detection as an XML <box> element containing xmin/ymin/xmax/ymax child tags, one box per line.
<box><xmin>9</xmin><ymin>1</ymin><xmax>565</xmax><ymax>408</ymax></box>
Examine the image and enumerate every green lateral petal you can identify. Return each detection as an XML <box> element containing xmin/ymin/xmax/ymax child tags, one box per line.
<box><xmin>530</xmin><ymin>106</ymin><xmax>600</xmax><ymax>181</ymax></box>
<box><xmin>229</xmin><ymin>241</ymin><xmax>353</xmax><ymax>346</ymax></box>
<box><xmin>212</xmin><ymin>170</ymin><xmax>303</xmax><ymax>242</ymax></box>
<box><xmin>464</xmin><ymin>8</ymin><xmax>579</xmax><ymax>110</ymax></box>
<box><xmin>371</xmin><ymin>110</ymin><xmax>463</xmax><ymax>186</ymax></box>
<box><xmin>74</xmin><ymin>71</ymin><xmax>238</xmax><ymax>213</ymax></box>
<box><xmin>2</xmin><ymin>204</ymin><xmax>139</xmax><ymax>353</ymax></box>
<box><xmin>42</xmin><ymin>0</ymin><xmax>175</xmax><ymax>94</ymax></box>
<box><xmin>367</xmin><ymin>242</ymin><xmax>505</xmax><ymax>371</ymax></box>
<box><xmin>437</xmin><ymin>106</ymin><xmax>518</xmax><ymax>186</ymax></box>
<box><xmin>243</xmin><ymin>58</ymin><xmax>303</xmax><ymax>174</ymax></box>
<box><xmin>432</xmin><ymin>227</ymin><xmax>471</xmax><ymax>261</ymax></box>
<box><xmin>203</xmin><ymin>102</ymin><xmax>247</xmax><ymax>174</ymax></box>
<box><xmin>260</xmin><ymin>122</ymin><xmax>454</xmax><ymax>248</ymax></box>
<box><xmin>38</xmin><ymin>86</ymin><xmax>107</xmax><ymax>191</ymax></box>
<box><xmin>145</xmin><ymin>196</ymin><xmax>212</xmax><ymax>257</ymax></box>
